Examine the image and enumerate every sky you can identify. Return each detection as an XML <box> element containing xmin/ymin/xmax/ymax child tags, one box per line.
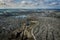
<box><xmin>0</xmin><ymin>0</ymin><xmax>60</xmax><ymax>9</ymax></box>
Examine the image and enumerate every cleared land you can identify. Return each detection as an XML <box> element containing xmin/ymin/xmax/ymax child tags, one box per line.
<box><xmin>0</xmin><ymin>11</ymin><xmax>60</xmax><ymax>40</ymax></box>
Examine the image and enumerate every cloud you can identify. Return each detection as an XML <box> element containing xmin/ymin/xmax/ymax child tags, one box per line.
<box><xmin>0</xmin><ymin>0</ymin><xmax>60</xmax><ymax>9</ymax></box>
<box><xmin>0</xmin><ymin>0</ymin><xmax>42</xmax><ymax>8</ymax></box>
<box><xmin>0</xmin><ymin>0</ymin><xmax>5</xmax><ymax>7</ymax></box>
<box><xmin>18</xmin><ymin>1</ymin><xmax>37</xmax><ymax>7</ymax></box>
<box><xmin>0</xmin><ymin>0</ymin><xmax>4</xmax><ymax>2</ymax></box>
<box><xmin>4</xmin><ymin>0</ymin><xmax>14</xmax><ymax>3</ymax></box>
<box><xmin>3</xmin><ymin>0</ymin><xmax>38</xmax><ymax>8</ymax></box>
<box><xmin>49</xmin><ymin>2</ymin><xmax>58</xmax><ymax>6</ymax></box>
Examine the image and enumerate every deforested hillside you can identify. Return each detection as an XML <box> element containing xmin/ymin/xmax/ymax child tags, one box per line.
<box><xmin>0</xmin><ymin>10</ymin><xmax>60</xmax><ymax>40</ymax></box>
<box><xmin>0</xmin><ymin>16</ymin><xmax>60</xmax><ymax>40</ymax></box>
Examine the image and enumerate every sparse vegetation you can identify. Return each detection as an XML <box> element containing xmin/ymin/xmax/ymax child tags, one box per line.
<box><xmin>0</xmin><ymin>10</ymin><xmax>60</xmax><ymax>40</ymax></box>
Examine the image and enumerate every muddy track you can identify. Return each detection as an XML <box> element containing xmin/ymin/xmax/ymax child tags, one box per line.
<box><xmin>33</xmin><ymin>17</ymin><xmax>60</xmax><ymax>40</ymax></box>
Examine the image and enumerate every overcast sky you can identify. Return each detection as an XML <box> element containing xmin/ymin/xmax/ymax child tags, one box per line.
<box><xmin>0</xmin><ymin>0</ymin><xmax>60</xmax><ymax>9</ymax></box>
